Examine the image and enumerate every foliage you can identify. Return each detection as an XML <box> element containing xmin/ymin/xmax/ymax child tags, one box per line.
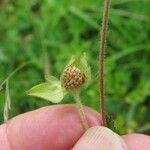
<box><xmin>27</xmin><ymin>76</ymin><xmax>64</xmax><ymax>103</ymax></box>
<box><xmin>0</xmin><ymin>0</ymin><xmax>150</xmax><ymax>134</ymax></box>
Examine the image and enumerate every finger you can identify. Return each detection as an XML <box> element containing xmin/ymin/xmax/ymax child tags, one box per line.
<box><xmin>0</xmin><ymin>104</ymin><xmax>101</xmax><ymax>150</ymax></box>
<box><xmin>123</xmin><ymin>133</ymin><xmax>150</xmax><ymax>150</ymax></box>
<box><xmin>73</xmin><ymin>126</ymin><xmax>129</xmax><ymax>150</ymax></box>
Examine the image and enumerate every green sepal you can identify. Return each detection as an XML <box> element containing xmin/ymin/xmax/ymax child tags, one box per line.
<box><xmin>46</xmin><ymin>76</ymin><xmax>60</xmax><ymax>83</ymax></box>
<box><xmin>66</xmin><ymin>55</ymin><xmax>76</xmax><ymax>67</ymax></box>
<box><xmin>80</xmin><ymin>53</ymin><xmax>91</xmax><ymax>87</ymax></box>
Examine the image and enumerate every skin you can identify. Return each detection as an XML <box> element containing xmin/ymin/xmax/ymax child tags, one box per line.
<box><xmin>0</xmin><ymin>104</ymin><xmax>149</xmax><ymax>150</ymax></box>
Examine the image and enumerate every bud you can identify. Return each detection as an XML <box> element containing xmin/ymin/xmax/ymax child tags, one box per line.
<box><xmin>62</xmin><ymin>66</ymin><xmax>85</xmax><ymax>90</ymax></box>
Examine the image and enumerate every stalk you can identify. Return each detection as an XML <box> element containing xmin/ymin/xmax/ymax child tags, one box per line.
<box><xmin>73</xmin><ymin>92</ymin><xmax>89</xmax><ymax>130</ymax></box>
<box><xmin>99</xmin><ymin>0</ymin><xmax>111</xmax><ymax>126</ymax></box>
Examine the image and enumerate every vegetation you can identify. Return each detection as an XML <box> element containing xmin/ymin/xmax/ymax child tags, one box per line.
<box><xmin>0</xmin><ymin>0</ymin><xmax>150</xmax><ymax>134</ymax></box>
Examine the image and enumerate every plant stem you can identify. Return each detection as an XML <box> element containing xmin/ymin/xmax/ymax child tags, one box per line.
<box><xmin>74</xmin><ymin>92</ymin><xmax>89</xmax><ymax>130</ymax></box>
<box><xmin>99</xmin><ymin>0</ymin><xmax>111</xmax><ymax>126</ymax></box>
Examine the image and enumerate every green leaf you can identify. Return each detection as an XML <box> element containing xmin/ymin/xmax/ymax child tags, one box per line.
<box><xmin>47</xmin><ymin>76</ymin><xmax>68</xmax><ymax>96</ymax></box>
<box><xmin>27</xmin><ymin>77</ymin><xmax>65</xmax><ymax>103</ymax></box>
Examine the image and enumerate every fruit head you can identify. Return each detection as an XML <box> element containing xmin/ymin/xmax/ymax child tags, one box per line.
<box><xmin>62</xmin><ymin>66</ymin><xmax>85</xmax><ymax>90</ymax></box>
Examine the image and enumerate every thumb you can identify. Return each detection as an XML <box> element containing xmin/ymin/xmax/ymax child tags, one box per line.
<box><xmin>73</xmin><ymin>126</ymin><xmax>129</xmax><ymax>150</ymax></box>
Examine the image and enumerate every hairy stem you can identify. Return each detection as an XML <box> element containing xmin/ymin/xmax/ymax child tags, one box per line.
<box><xmin>99</xmin><ymin>0</ymin><xmax>111</xmax><ymax>126</ymax></box>
<box><xmin>74</xmin><ymin>92</ymin><xmax>89</xmax><ymax>130</ymax></box>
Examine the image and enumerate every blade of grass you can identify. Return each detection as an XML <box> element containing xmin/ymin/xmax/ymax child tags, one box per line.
<box><xmin>0</xmin><ymin>61</ymin><xmax>31</xmax><ymax>88</ymax></box>
<box><xmin>3</xmin><ymin>81</ymin><xmax>11</xmax><ymax>123</ymax></box>
<box><xmin>106</xmin><ymin>44</ymin><xmax>150</xmax><ymax>65</ymax></box>
<box><xmin>43</xmin><ymin>50</ymin><xmax>51</xmax><ymax>81</ymax></box>
<box><xmin>69</xmin><ymin>6</ymin><xmax>100</xmax><ymax>30</ymax></box>
<box><xmin>137</xmin><ymin>123</ymin><xmax>150</xmax><ymax>133</ymax></box>
<box><xmin>113</xmin><ymin>0</ymin><xmax>149</xmax><ymax>5</ymax></box>
<box><xmin>93</xmin><ymin>44</ymin><xmax>150</xmax><ymax>81</ymax></box>
<box><xmin>111</xmin><ymin>9</ymin><xmax>150</xmax><ymax>22</ymax></box>
<box><xmin>126</xmin><ymin>102</ymin><xmax>138</xmax><ymax>133</ymax></box>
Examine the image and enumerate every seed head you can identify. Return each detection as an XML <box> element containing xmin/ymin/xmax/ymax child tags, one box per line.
<box><xmin>62</xmin><ymin>66</ymin><xmax>85</xmax><ymax>90</ymax></box>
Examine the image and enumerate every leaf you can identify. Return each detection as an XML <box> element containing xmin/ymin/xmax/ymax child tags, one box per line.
<box><xmin>47</xmin><ymin>76</ymin><xmax>68</xmax><ymax>96</ymax></box>
<box><xmin>27</xmin><ymin>78</ymin><xmax>64</xmax><ymax>103</ymax></box>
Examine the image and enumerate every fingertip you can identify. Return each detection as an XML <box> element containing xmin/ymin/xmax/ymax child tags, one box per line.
<box><xmin>73</xmin><ymin>126</ymin><xmax>128</xmax><ymax>150</ymax></box>
<box><xmin>123</xmin><ymin>133</ymin><xmax>150</xmax><ymax>150</ymax></box>
<box><xmin>0</xmin><ymin>124</ymin><xmax>11</xmax><ymax>150</ymax></box>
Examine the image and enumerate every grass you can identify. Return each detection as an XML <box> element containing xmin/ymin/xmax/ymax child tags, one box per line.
<box><xmin>0</xmin><ymin>0</ymin><xmax>150</xmax><ymax>134</ymax></box>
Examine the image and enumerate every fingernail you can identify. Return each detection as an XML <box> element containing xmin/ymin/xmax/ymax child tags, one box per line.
<box><xmin>73</xmin><ymin>126</ymin><xmax>128</xmax><ymax>150</ymax></box>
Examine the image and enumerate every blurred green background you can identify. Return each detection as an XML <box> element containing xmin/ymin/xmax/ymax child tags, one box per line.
<box><xmin>0</xmin><ymin>0</ymin><xmax>150</xmax><ymax>134</ymax></box>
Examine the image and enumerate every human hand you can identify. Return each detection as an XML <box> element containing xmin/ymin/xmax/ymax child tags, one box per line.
<box><xmin>0</xmin><ymin>105</ymin><xmax>149</xmax><ymax>150</ymax></box>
